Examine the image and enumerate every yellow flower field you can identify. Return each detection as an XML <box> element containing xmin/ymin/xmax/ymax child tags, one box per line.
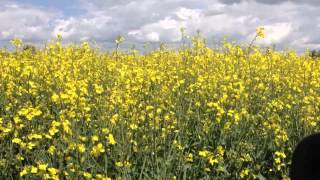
<box><xmin>0</xmin><ymin>33</ymin><xmax>319</xmax><ymax>179</ymax></box>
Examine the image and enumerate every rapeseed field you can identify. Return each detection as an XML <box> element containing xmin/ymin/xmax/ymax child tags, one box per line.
<box><xmin>0</xmin><ymin>29</ymin><xmax>319</xmax><ymax>179</ymax></box>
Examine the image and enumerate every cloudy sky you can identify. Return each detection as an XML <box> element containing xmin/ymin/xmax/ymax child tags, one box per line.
<box><xmin>1</xmin><ymin>0</ymin><xmax>320</xmax><ymax>52</ymax></box>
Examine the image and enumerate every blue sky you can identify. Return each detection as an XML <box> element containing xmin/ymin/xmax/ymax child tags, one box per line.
<box><xmin>1</xmin><ymin>0</ymin><xmax>320</xmax><ymax>51</ymax></box>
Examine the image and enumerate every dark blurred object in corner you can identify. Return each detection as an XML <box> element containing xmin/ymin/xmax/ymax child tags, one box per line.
<box><xmin>290</xmin><ymin>133</ymin><xmax>320</xmax><ymax>180</ymax></box>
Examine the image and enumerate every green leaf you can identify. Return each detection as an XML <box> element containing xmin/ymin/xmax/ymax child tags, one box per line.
<box><xmin>256</xmin><ymin>173</ymin><xmax>266</xmax><ymax>180</ymax></box>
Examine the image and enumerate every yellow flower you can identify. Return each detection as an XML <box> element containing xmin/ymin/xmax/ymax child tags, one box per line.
<box><xmin>185</xmin><ymin>153</ymin><xmax>193</xmax><ymax>162</ymax></box>
<box><xmin>16</xmin><ymin>154</ymin><xmax>24</xmax><ymax>161</ymax></box>
<box><xmin>80</xmin><ymin>136</ymin><xmax>88</xmax><ymax>142</ymax></box>
<box><xmin>124</xmin><ymin>161</ymin><xmax>132</xmax><ymax>168</ymax></box>
<box><xmin>38</xmin><ymin>163</ymin><xmax>48</xmax><ymax>171</ymax></box>
<box><xmin>209</xmin><ymin>157</ymin><xmax>218</xmax><ymax>165</ymax></box>
<box><xmin>97</xmin><ymin>143</ymin><xmax>105</xmax><ymax>152</ymax></box>
<box><xmin>198</xmin><ymin>150</ymin><xmax>210</xmax><ymax>158</ymax></box>
<box><xmin>51</xmin><ymin>93</ymin><xmax>60</xmax><ymax>102</ymax></box>
<box><xmin>129</xmin><ymin>123</ymin><xmax>138</xmax><ymax>130</ymax></box>
<box><xmin>62</xmin><ymin>120</ymin><xmax>71</xmax><ymax>134</ymax></box>
<box><xmin>56</xmin><ymin>33</ymin><xmax>62</xmax><ymax>40</ymax></box>
<box><xmin>256</xmin><ymin>26</ymin><xmax>266</xmax><ymax>38</ymax></box>
<box><xmin>31</xmin><ymin>166</ymin><xmax>38</xmax><ymax>174</ymax></box>
<box><xmin>49</xmin><ymin>127</ymin><xmax>59</xmax><ymax>136</ymax></box>
<box><xmin>216</xmin><ymin>146</ymin><xmax>224</xmax><ymax>156</ymax></box>
<box><xmin>94</xmin><ymin>84</ymin><xmax>104</xmax><ymax>94</ymax></box>
<box><xmin>91</xmin><ymin>143</ymin><xmax>105</xmax><ymax>157</ymax></box>
<box><xmin>48</xmin><ymin>145</ymin><xmax>56</xmax><ymax>155</ymax></box>
<box><xmin>83</xmin><ymin>171</ymin><xmax>92</xmax><ymax>179</ymax></box>
<box><xmin>239</xmin><ymin>168</ymin><xmax>249</xmax><ymax>178</ymax></box>
<box><xmin>13</xmin><ymin>116</ymin><xmax>21</xmax><ymax>124</ymax></box>
<box><xmin>275</xmin><ymin>151</ymin><xmax>286</xmax><ymax>158</ymax></box>
<box><xmin>115</xmin><ymin>161</ymin><xmax>123</xmax><ymax>167</ymax></box>
<box><xmin>102</xmin><ymin>128</ymin><xmax>110</xmax><ymax>134</ymax></box>
<box><xmin>18</xmin><ymin>107</ymin><xmax>42</xmax><ymax>120</ymax></box>
<box><xmin>195</xmin><ymin>101</ymin><xmax>201</xmax><ymax>107</ymax></box>
<box><xmin>12</xmin><ymin>138</ymin><xmax>22</xmax><ymax>144</ymax></box>
<box><xmin>96</xmin><ymin>174</ymin><xmax>112</xmax><ymax>180</ymax></box>
<box><xmin>28</xmin><ymin>133</ymin><xmax>42</xmax><ymax>140</ymax></box>
<box><xmin>20</xmin><ymin>168</ymin><xmax>28</xmax><ymax>177</ymax></box>
<box><xmin>78</xmin><ymin>143</ymin><xmax>86</xmax><ymax>153</ymax></box>
<box><xmin>11</xmin><ymin>38</ymin><xmax>23</xmax><ymax>47</ymax></box>
<box><xmin>108</xmin><ymin>134</ymin><xmax>116</xmax><ymax>145</ymax></box>
<box><xmin>27</xmin><ymin>142</ymin><xmax>36</xmax><ymax>150</ymax></box>
<box><xmin>91</xmin><ymin>135</ymin><xmax>99</xmax><ymax>142</ymax></box>
<box><xmin>48</xmin><ymin>167</ymin><xmax>59</xmax><ymax>175</ymax></box>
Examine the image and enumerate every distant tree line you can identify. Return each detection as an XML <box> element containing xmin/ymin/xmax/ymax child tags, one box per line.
<box><xmin>22</xmin><ymin>44</ymin><xmax>37</xmax><ymax>53</ymax></box>
<box><xmin>310</xmin><ymin>49</ymin><xmax>320</xmax><ymax>58</ymax></box>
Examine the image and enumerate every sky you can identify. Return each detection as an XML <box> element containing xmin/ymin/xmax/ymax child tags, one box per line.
<box><xmin>0</xmin><ymin>0</ymin><xmax>320</xmax><ymax>52</ymax></box>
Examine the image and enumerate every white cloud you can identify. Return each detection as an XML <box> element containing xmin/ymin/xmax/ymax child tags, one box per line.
<box><xmin>127</xmin><ymin>16</ymin><xmax>184</xmax><ymax>42</ymax></box>
<box><xmin>0</xmin><ymin>2</ymin><xmax>58</xmax><ymax>40</ymax></box>
<box><xmin>157</xmin><ymin>17</ymin><xmax>182</xmax><ymax>30</ymax></box>
<box><xmin>176</xmin><ymin>7</ymin><xmax>202</xmax><ymax>20</ymax></box>
<box><xmin>0</xmin><ymin>0</ymin><xmax>320</xmax><ymax>52</ymax></box>
<box><xmin>53</xmin><ymin>19</ymin><xmax>75</xmax><ymax>39</ymax></box>
<box><xmin>52</xmin><ymin>13</ymin><xmax>112</xmax><ymax>40</ymax></box>
<box><xmin>146</xmin><ymin>32</ymin><xmax>160</xmax><ymax>42</ymax></box>
<box><xmin>262</xmin><ymin>23</ymin><xmax>293</xmax><ymax>44</ymax></box>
